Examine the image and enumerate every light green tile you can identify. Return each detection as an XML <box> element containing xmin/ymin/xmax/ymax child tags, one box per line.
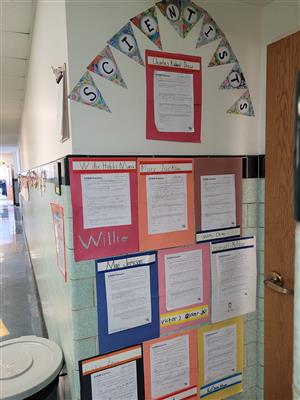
<box><xmin>242</xmin><ymin>386</ymin><xmax>257</xmax><ymax>400</ymax></box>
<box><xmin>246</xmin><ymin>342</ymin><xmax>257</xmax><ymax>367</ymax></box>
<box><xmin>257</xmin><ymin>319</ymin><xmax>264</xmax><ymax>344</ymax></box>
<box><xmin>61</xmin><ymin>185</ymin><xmax>73</xmax><ymax>219</ymax></box>
<box><xmin>64</xmin><ymin>217</ymin><xmax>74</xmax><ymax>250</ymax></box>
<box><xmin>242</xmin><ymin>179</ymin><xmax>258</xmax><ymax>204</ymax></box>
<box><xmin>257</xmin><ymin>341</ymin><xmax>264</xmax><ymax>366</ymax></box>
<box><xmin>257</xmin><ymin>387</ymin><xmax>264</xmax><ymax>400</ymax></box>
<box><xmin>247</xmin><ymin>311</ymin><xmax>257</xmax><ymax>321</ymax></box>
<box><xmin>243</xmin><ymin>228</ymin><xmax>257</xmax><ymax>238</ymax></box>
<box><xmin>74</xmin><ymin>337</ymin><xmax>97</xmax><ymax>364</ymax></box>
<box><xmin>258</xmin><ymin>204</ymin><xmax>264</xmax><ymax>228</ymax></box>
<box><xmin>247</xmin><ymin>203</ymin><xmax>258</xmax><ymax>228</ymax></box>
<box><xmin>258</xmin><ymin>179</ymin><xmax>265</xmax><ymax>204</ymax></box>
<box><xmin>257</xmin><ymin>251</ymin><xmax>264</xmax><ymax>276</ymax></box>
<box><xmin>243</xmin><ymin>204</ymin><xmax>248</xmax><ymax>228</ymax></box>
<box><xmin>72</xmin><ymin>307</ymin><xmax>98</xmax><ymax>340</ymax></box>
<box><xmin>244</xmin><ymin>365</ymin><xmax>257</xmax><ymax>390</ymax></box>
<box><xmin>257</xmin><ymin>364</ymin><xmax>264</xmax><ymax>389</ymax></box>
<box><xmin>69</xmin><ymin>278</ymin><xmax>94</xmax><ymax>310</ymax></box>
<box><xmin>245</xmin><ymin>319</ymin><xmax>257</xmax><ymax>344</ymax></box>
<box><xmin>257</xmin><ymin>228</ymin><xmax>264</xmax><ymax>252</ymax></box>
<box><xmin>257</xmin><ymin>275</ymin><xmax>264</xmax><ymax>299</ymax></box>
<box><xmin>67</xmin><ymin>249</ymin><xmax>95</xmax><ymax>279</ymax></box>
<box><xmin>257</xmin><ymin>297</ymin><xmax>264</xmax><ymax>322</ymax></box>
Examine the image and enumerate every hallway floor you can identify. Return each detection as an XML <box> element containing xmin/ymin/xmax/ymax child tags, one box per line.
<box><xmin>0</xmin><ymin>200</ymin><xmax>71</xmax><ymax>399</ymax></box>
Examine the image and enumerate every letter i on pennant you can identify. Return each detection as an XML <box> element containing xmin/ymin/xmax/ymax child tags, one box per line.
<box><xmin>196</xmin><ymin>12</ymin><xmax>224</xmax><ymax>48</ymax></box>
<box><xmin>87</xmin><ymin>45</ymin><xmax>127</xmax><ymax>88</ymax></box>
<box><xmin>68</xmin><ymin>71</ymin><xmax>111</xmax><ymax>112</ymax></box>
<box><xmin>131</xmin><ymin>6</ymin><xmax>162</xmax><ymax>49</ymax></box>
<box><xmin>107</xmin><ymin>22</ymin><xmax>144</xmax><ymax>66</ymax></box>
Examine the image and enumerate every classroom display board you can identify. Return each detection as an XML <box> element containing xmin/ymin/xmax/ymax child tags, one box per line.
<box><xmin>138</xmin><ymin>158</ymin><xmax>195</xmax><ymax>251</ymax></box>
<box><xmin>69</xmin><ymin>157</ymin><xmax>139</xmax><ymax>261</ymax></box>
<box><xmin>95</xmin><ymin>251</ymin><xmax>159</xmax><ymax>354</ymax></box>
<box><xmin>143</xmin><ymin>330</ymin><xmax>199</xmax><ymax>400</ymax></box>
<box><xmin>197</xmin><ymin>317</ymin><xmax>244</xmax><ymax>399</ymax></box>
<box><xmin>74</xmin><ymin>155</ymin><xmax>257</xmax><ymax>400</ymax></box>
<box><xmin>211</xmin><ymin>236</ymin><xmax>257</xmax><ymax>323</ymax></box>
<box><xmin>194</xmin><ymin>157</ymin><xmax>242</xmax><ymax>242</ymax></box>
<box><xmin>146</xmin><ymin>50</ymin><xmax>202</xmax><ymax>143</ymax></box>
<box><xmin>158</xmin><ymin>243</ymin><xmax>211</xmax><ymax>334</ymax></box>
<box><xmin>79</xmin><ymin>345</ymin><xmax>145</xmax><ymax>400</ymax></box>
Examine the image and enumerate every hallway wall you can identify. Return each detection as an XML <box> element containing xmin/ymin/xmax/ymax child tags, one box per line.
<box><xmin>19</xmin><ymin>0</ymin><xmax>72</xmax><ymax>171</ymax></box>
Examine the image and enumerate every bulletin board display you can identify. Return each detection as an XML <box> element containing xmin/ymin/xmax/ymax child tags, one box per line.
<box><xmin>158</xmin><ymin>243</ymin><xmax>211</xmax><ymax>334</ymax></box>
<box><xmin>69</xmin><ymin>157</ymin><xmax>139</xmax><ymax>261</ymax></box>
<box><xmin>79</xmin><ymin>345</ymin><xmax>145</xmax><ymax>400</ymax></box>
<box><xmin>197</xmin><ymin>317</ymin><xmax>244</xmax><ymax>399</ymax></box>
<box><xmin>146</xmin><ymin>50</ymin><xmax>202</xmax><ymax>143</ymax></box>
<box><xmin>194</xmin><ymin>157</ymin><xmax>243</xmax><ymax>240</ymax></box>
<box><xmin>137</xmin><ymin>158</ymin><xmax>195</xmax><ymax>251</ymax></box>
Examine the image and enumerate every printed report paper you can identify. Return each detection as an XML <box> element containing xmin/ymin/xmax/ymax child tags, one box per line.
<box><xmin>91</xmin><ymin>361</ymin><xmax>138</xmax><ymax>400</ymax></box>
<box><xmin>165</xmin><ymin>249</ymin><xmax>203</xmax><ymax>311</ymax></box>
<box><xmin>81</xmin><ymin>173</ymin><xmax>131</xmax><ymax>229</ymax></box>
<box><xmin>150</xmin><ymin>334</ymin><xmax>190</xmax><ymax>398</ymax></box>
<box><xmin>146</xmin><ymin>174</ymin><xmax>187</xmax><ymax>235</ymax></box>
<box><xmin>105</xmin><ymin>266</ymin><xmax>152</xmax><ymax>334</ymax></box>
<box><xmin>154</xmin><ymin>70</ymin><xmax>194</xmax><ymax>133</ymax></box>
<box><xmin>201</xmin><ymin>174</ymin><xmax>236</xmax><ymax>231</ymax></box>
<box><xmin>204</xmin><ymin>325</ymin><xmax>237</xmax><ymax>384</ymax></box>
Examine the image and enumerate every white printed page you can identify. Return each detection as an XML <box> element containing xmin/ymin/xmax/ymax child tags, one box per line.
<box><xmin>204</xmin><ymin>325</ymin><xmax>237</xmax><ymax>384</ymax></box>
<box><xmin>146</xmin><ymin>174</ymin><xmax>187</xmax><ymax>235</ymax></box>
<box><xmin>81</xmin><ymin>173</ymin><xmax>131</xmax><ymax>229</ymax></box>
<box><xmin>91</xmin><ymin>361</ymin><xmax>138</xmax><ymax>400</ymax></box>
<box><xmin>150</xmin><ymin>335</ymin><xmax>190</xmax><ymax>398</ymax></box>
<box><xmin>154</xmin><ymin>70</ymin><xmax>194</xmax><ymax>133</ymax></box>
<box><xmin>165</xmin><ymin>249</ymin><xmax>203</xmax><ymax>311</ymax></box>
<box><xmin>105</xmin><ymin>266</ymin><xmax>152</xmax><ymax>334</ymax></box>
<box><xmin>201</xmin><ymin>174</ymin><xmax>236</xmax><ymax>231</ymax></box>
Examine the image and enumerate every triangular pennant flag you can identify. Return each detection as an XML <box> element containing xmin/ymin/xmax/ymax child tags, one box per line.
<box><xmin>227</xmin><ymin>90</ymin><xmax>255</xmax><ymax>116</ymax></box>
<box><xmin>68</xmin><ymin>71</ymin><xmax>111</xmax><ymax>112</ymax></box>
<box><xmin>208</xmin><ymin>37</ymin><xmax>238</xmax><ymax>67</ymax></box>
<box><xmin>87</xmin><ymin>45</ymin><xmax>127</xmax><ymax>89</ymax></box>
<box><xmin>156</xmin><ymin>0</ymin><xmax>183</xmax><ymax>37</ymax></box>
<box><xmin>181</xmin><ymin>0</ymin><xmax>205</xmax><ymax>38</ymax></box>
<box><xmin>131</xmin><ymin>6</ymin><xmax>162</xmax><ymax>49</ymax></box>
<box><xmin>107</xmin><ymin>22</ymin><xmax>144</xmax><ymax>66</ymax></box>
<box><xmin>196</xmin><ymin>12</ymin><xmax>224</xmax><ymax>48</ymax></box>
<box><xmin>220</xmin><ymin>63</ymin><xmax>248</xmax><ymax>90</ymax></box>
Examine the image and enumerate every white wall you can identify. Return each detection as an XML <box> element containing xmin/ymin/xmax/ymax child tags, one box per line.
<box><xmin>259</xmin><ymin>0</ymin><xmax>300</xmax><ymax>153</ymax></box>
<box><xmin>19</xmin><ymin>0</ymin><xmax>72</xmax><ymax>171</ymax></box>
<box><xmin>66</xmin><ymin>1</ymin><xmax>262</xmax><ymax>156</ymax></box>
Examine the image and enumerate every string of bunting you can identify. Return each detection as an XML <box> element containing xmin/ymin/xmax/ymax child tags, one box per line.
<box><xmin>68</xmin><ymin>0</ymin><xmax>254</xmax><ymax>117</ymax></box>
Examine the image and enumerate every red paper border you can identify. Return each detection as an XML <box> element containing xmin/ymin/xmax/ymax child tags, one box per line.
<box><xmin>69</xmin><ymin>157</ymin><xmax>139</xmax><ymax>261</ymax></box>
<box><xmin>146</xmin><ymin>50</ymin><xmax>202</xmax><ymax>143</ymax></box>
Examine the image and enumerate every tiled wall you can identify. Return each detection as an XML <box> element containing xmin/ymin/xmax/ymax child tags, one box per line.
<box><xmin>22</xmin><ymin>162</ymin><xmax>265</xmax><ymax>400</ymax></box>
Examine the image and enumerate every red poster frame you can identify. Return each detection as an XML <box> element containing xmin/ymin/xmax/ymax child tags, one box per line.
<box><xmin>69</xmin><ymin>157</ymin><xmax>139</xmax><ymax>261</ymax></box>
<box><xmin>146</xmin><ymin>50</ymin><xmax>202</xmax><ymax>143</ymax></box>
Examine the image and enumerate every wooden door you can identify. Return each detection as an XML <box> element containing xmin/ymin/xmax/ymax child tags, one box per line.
<box><xmin>265</xmin><ymin>31</ymin><xmax>300</xmax><ymax>400</ymax></box>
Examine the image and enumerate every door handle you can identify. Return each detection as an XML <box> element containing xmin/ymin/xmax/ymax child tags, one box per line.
<box><xmin>264</xmin><ymin>271</ymin><xmax>294</xmax><ymax>295</ymax></box>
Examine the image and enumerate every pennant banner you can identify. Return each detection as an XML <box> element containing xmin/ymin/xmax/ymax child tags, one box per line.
<box><xmin>68</xmin><ymin>71</ymin><xmax>111</xmax><ymax>112</ymax></box>
<box><xmin>107</xmin><ymin>22</ymin><xmax>144</xmax><ymax>66</ymax></box>
<box><xmin>196</xmin><ymin>12</ymin><xmax>224</xmax><ymax>48</ymax></box>
<box><xmin>131</xmin><ymin>6</ymin><xmax>162</xmax><ymax>49</ymax></box>
<box><xmin>156</xmin><ymin>0</ymin><xmax>204</xmax><ymax>38</ymax></box>
<box><xmin>220</xmin><ymin>63</ymin><xmax>248</xmax><ymax>90</ymax></box>
<box><xmin>87</xmin><ymin>45</ymin><xmax>127</xmax><ymax>88</ymax></box>
<box><xmin>208</xmin><ymin>37</ymin><xmax>237</xmax><ymax>67</ymax></box>
<box><xmin>227</xmin><ymin>90</ymin><xmax>255</xmax><ymax>116</ymax></box>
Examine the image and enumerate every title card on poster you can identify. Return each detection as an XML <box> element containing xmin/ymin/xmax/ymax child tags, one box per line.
<box><xmin>158</xmin><ymin>243</ymin><xmax>211</xmax><ymax>334</ymax></box>
<box><xmin>138</xmin><ymin>158</ymin><xmax>195</xmax><ymax>251</ymax></box>
<box><xmin>197</xmin><ymin>317</ymin><xmax>244</xmax><ymax>399</ymax></box>
<box><xmin>211</xmin><ymin>237</ymin><xmax>257</xmax><ymax>323</ymax></box>
<box><xmin>79</xmin><ymin>345</ymin><xmax>144</xmax><ymax>400</ymax></box>
<box><xmin>146</xmin><ymin>50</ymin><xmax>202</xmax><ymax>143</ymax></box>
<box><xmin>143</xmin><ymin>330</ymin><xmax>198</xmax><ymax>400</ymax></box>
<box><xmin>69</xmin><ymin>157</ymin><xmax>139</xmax><ymax>261</ymax></box>
<box><xmin>95</xmin><ymin>251</ymin><xmax>159</xmax><ymax>354</ymax></box>
<box><xmin>194</xmin><ymin>157</ymin><xmax>242</xmax><ymax>242</ymax></box>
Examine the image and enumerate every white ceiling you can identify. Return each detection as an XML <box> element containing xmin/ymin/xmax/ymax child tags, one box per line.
<box><xmin>0</xmin><ymin>0</ymin><xmax>35</xmax><ymax>148</ymax></box>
